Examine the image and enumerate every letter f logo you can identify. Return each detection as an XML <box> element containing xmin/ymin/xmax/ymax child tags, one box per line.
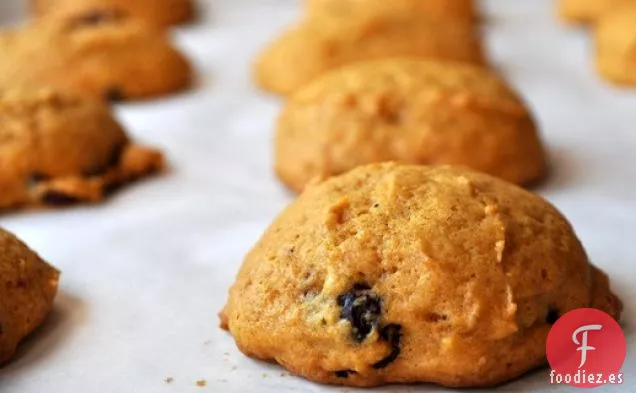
<box><xmin>572</xmin><ymin>324</ymin><xmax>602</xmax><ymax>368</ymax></box>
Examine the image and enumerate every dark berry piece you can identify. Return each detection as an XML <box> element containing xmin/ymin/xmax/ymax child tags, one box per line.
<box><xmin>103</xmin><ymin>181</ymin><xmax>123</xmax><ymax>197</ymax></box>
<box><xmin>72</xmin><ymin>8</ymin><xmax>125</xmax><ymax>27</ymax></box>
<box><xmin>83</xmin><ymin>143</ymin><xmax>125</xmax><ymax>177</ymax></box>
<box><xmin>337</xmin><ymin>284</ymin><xmax>382</xmax><ymax>342</ymax></box>
<box><xmin>334</xmin><ymin>370</ymin><xmax>353</xmax><ymax>378</ymax></box>
<box><xmin>352</xmin><ymin>283</ymin><xmax>371</xmax><ymax>291</ymax></box>
<box><xmin>372</xmin><ymin>324</ymin><xmax>402</xmax><ymax>369</ymax></box>
<box><xmin>546</xmin><ymin>307</ymin><xmax>560</xmax><ymax>324</ymax></box>
<box><xmin>104</xmin><ymin>87</ymin><xmax>124</xmax><ymax>102</ymax></box>
<box><xmin>28</xmin><ymin>172</ymin><xmax>49</xmax><ymax>187</ymax></box>
<box><xmin>42</xmin><ymin>191</ymin><xmax>80</xmax><ymax>206</ymax></box>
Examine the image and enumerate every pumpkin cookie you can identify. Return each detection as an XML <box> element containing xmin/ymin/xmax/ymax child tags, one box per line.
<box><xmin>595</xmin><ymin>4</ymin><xmax>636</xmax><ymax>85</ymax></box>
<box><xmin>306</xmin><ymin>0</ymin><xmax>476</xmax><ymax>23</ymax></box>
<box><xmin>275</xmin><ymin>58</ymin><xmax>546</xmax><ymax>192</ymax></box>
<box><xmin>221</xmin><ymin>163</ymin><xmax>622</xmax><ymax>388</ymax></box>
<box><xmin>557</xmin><ymin>0</ymin><xmax>634</xmax><ymax>25</ymax></box>
<box><xmin>31</xmin><ymin>0</ymin><xmax>194</xmax><ymax>28</ymax></box>
<box><xmin>0</xmin><ymin>10</ymin><xmax>191</xmax><ymax>101</ymax></box>
<box><xmin>255</xmin><ymin>13</ymin><xmax>485</xmax><ymax>96</ymax></box>
<box><xmin>0</xmin><ymin>87</ymin><xmax>165</xmax><ymax>210</ymax></box>
<box><xmin>0</xmin><ymin>229</ymin><xmax>60</xmax><ymax>364</ymax></box>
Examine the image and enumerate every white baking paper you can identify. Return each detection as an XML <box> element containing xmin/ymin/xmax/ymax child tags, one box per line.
<box><xmin>0</xmin><ymin>0</ymin><xmax>634</xmax><ymax>392</ymax></box>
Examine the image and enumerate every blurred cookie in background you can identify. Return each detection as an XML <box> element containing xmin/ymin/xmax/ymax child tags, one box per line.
<box><xmin>31</xmin><ymin>0</ymin><xmax>194</xmax><ymax>28</ymax></box>
<box><xmin>0</xmin><ymin>87</ymin><xmax>165</xmax><ymax>211</ymax></box>
<box><xmin>0</xmin><ymin>10</ymin><xmax>192</xmax><ymax>101</ymax></box>
<box><xmin>0</xmin><ymin>229</ymin><xmax>60</xmax><ymax>364</ymax></box>
<box><xmin>306</xmin><ymin>0</ymin><xmax>477</xmax><ymax>23</ymax></box>
<box><xmin>595</xmin><ymin>4</ymin><xmax>636</xmax><ymax>85</ymax></box>
<box><xmin>275</xmin><ymin>58</ymin><xmax>546</xmax><ymax>192</ymax></box>
<box><xmin>255</xmin><ymin>13</ymin><xmax>485</xmax><ymax>96</ymax></box>
<box><xmin>557</xmin><ymin>0</ymin><xmax>635</xmax><ymax>25</ymax></box>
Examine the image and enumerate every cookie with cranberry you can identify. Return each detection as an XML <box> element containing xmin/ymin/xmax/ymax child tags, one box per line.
<box><xmin>221</xmin><ymin>163</ymin><xmax>621</xmax><ymax>387</ymax></box>
<box><xmin>0</xmin><ymin>87</ymin><xmax>165</xmax><ymax>211</ymax></box>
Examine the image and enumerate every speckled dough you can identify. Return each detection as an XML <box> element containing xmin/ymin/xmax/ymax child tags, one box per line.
<box><xmin>275</xmin><ymin>59</ymin><xmax>547</xmax><ymax>192</ymax></box>
<box><xmin>306</xmin><ymin>0</ymin><xmax>476</xmax><ymax>22</ymax></box>
<box><xmin>0</xmin><ymin>87</ymin><xmax>165</xmax><ymax>210</ymax></box>
<box><xmin>595</xmin><ymin>4</ymin><xmax>636</xmax><ymax>85</ymax></box>
<box><xmin>31</xmin><ymin>0</ymin><xmax>194</xmax><ymax>28</ymax></box>
<box><xmin>558</xmin><ymin>0</ymin><xmax>635</xmax><ymax>24</ymax></box>
<box><xmin>0</xmin><ymin>11</ymin><xmax>191</xmax><ymax>101</ymax></box>
<box><xmin>255</xmin><ymin>13</ymin><xmax>485</xmax><ymax>96</ymax></box>
<box><xmin>221</xmin><ymin>163</ymin><xmax>622</xmax><ymax>388</ymax></box>
<box><xmin>0</xmin><ymin>229</ymin><xmax>60</xmax><ymax>364</ymax></box>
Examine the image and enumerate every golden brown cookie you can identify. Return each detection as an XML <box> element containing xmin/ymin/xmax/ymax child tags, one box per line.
<box><xmin>306</xmin><ymin>0</ymin><xmax>476</xmax><ymax>23</ymax></box>
<box><xmin>31</xmin><ymin>0</ymin><xmax>194</xmax><ymax>28</ymax></box>
<box><xmin>275</xmin><ymin>58</ymin><xmax>547</xmax><ymax>192</ymax></box>
<box><xmin>557</xmin><ymin>0</ymin><xmax>635</xmax><ymax>25</ymax></box>
<box><xmin>0</xmin><ymin>229</ymin><xmax>60</xmax><ymax>364</ymax></box>
<box><xmin>0</xmin><ymin>10</ymin><xmax>191</xmax><ymax>101</ymax></box>
<box><xmin>254</xmin><ymin>13</ymin><xmax>485</xmax><ymax>96</ymax></box>
<box><xmin>0</xmin><ymin>87</ymin><xmax>165</xmax><ymax>211</ymax></box>
<box><xmin>221</xmin><ymin>163</ymin><xmax>622</xmax><ymax>388</ymax></box>
<box><xmin>595</xmin><ymin>4</ymin><xmax>636</xmax><ymax>85</ymax></box>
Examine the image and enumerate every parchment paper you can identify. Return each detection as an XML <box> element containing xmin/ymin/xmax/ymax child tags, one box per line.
<box><xmin>0</xmin><ymin>0</ymin><xmax>634</xmax><ymax>392</ymax></box>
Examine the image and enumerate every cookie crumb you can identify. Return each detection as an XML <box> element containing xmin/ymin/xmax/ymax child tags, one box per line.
<box><xmin>165</xmin><ymin>377</ymin><xmax>174</xmax><ymax>384</ymax></box>
<box><xmin>196</xmin><ymin>379</ymin><xmax>206</xmax><ymax>387</ymax></box>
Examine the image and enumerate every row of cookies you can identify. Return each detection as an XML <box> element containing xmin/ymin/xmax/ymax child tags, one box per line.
<box><xmin>0</xmin><ymin>0</ymin><xmax>199</xmax><ymax>212</ymax></box>
<box><xmin>220</xmin><ymin>0</ymin><xmax>623</xmax><ymax>388</ymax></box>
<box><xmin>0</xmin><ymin>0</ymin><xmax>194</xmax><ymax>365</ymax></box>
<box><xmin>559</xmin><ymin>0</ymin><xmax>636</xmax><ymax>86</ymax></box>
<box><xmin>255</xmin><ymin>0</ymin><xmax>546</xmax><ymax>191</ymax></box>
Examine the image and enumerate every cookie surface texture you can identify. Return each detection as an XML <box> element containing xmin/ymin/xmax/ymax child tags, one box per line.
<box><xmin>0</xmin><ymin>229</ymin><xmax>60</xmax><ymax>364</ymax></box>
<box><xmin>0</xmin><ymin>87</ymin><xmax>165</xmax><ymax>210</ymax></box>
<box><xmin>0</xmin><ymin>12</ymin><xmax>191</xmax><ymax>100</ymax></box>
<box><xmin>557</xmin><ymin>0</ymin><xmax>635</xmax><ymax>24</ymax></box>
<box><xmin>306</xmin><ymin>0</ymin><xmax>476</xmax><ymax>22</ymax></box>
<box><xmin>31</xmin><ymin>0</ymin><xmax>194</xmax><ymax>28</ymax></box>
<box><xmin>275</xmin><ymin>59</ymin><xmax>547</xmax><ymax>192</ymax></box>
<box><xmin>222</xmin><ymin>163</ymin><xmax>622</xmax><ymax>387</ymax></box>
<box><xmin>255</xmin><ymin>13</ymin><xmax>484</xmax><ymax>96</ymax></box>
<box><xmin>595</xmin><ymin>4</ymin><xmax>636</xmax><ymax>85</ymax></box>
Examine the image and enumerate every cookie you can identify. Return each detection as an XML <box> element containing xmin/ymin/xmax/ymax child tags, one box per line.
<box><xmin>0</xmin><ymin>87</ymin><xmax>165</xmax><ymax>210</ymax></box>
<box><xmin>0</xmin><ymin>229</ymin><xmax>60</xmax><ymax>364</ymax></box>
<box><xmin>306</xmin><ymin>0</ymin><xmax>476</xmax><ymax>23</ymax></box>
<box><xmin>0</xmin><ymin>10</ymin><xmax>191</xmax><ymax>101</ymax></box>
<box><xmin>557</xmin><ymin>0</ymin><xmax>634</xmax><ymax>25</ymax></box>
<box><xmin>595</xmin><ymin>4</ymin><xmax>636</xmax><ymax>85</ymax></box>
<box><xmin>275</xmin><ymin>58</ymin><xmax>546</xmax><ymax>192</ymax></box>
<box><xmin>221</xmin><ymin>163</ymin><xmax>622</xmax><ymax>388</ymax></box>
<box><xmin>31</xmin><ymin>0</ymin><xmax>194</xmax><ymax>28</ymax></box>
<box><xmin>254</xmin><ymin>13</ymin><xmax>485</xmax><ymax>96</ymax></box>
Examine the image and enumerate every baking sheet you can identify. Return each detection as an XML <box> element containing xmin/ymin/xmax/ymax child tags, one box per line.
<box><xmin>0</xmin><ymin>0</ymin><xmax>635</xmax><ymax>391</ymax></box>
